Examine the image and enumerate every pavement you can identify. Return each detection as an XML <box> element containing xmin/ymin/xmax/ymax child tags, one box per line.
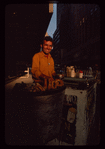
<box><xmin>45</xmin><ymin>138</ymin><xmax>73</xmax><ymax>146</ymax></box>
<box><xmin>5</xmin><ymin>74</ymin><xmax>33</xmax><ymax>94</ymax></box>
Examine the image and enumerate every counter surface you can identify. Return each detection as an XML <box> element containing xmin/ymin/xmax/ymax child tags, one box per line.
<box><xmin>63</xmin><ymin>77</ymin><xmax>96</xmax><ymax>90</ymax></box>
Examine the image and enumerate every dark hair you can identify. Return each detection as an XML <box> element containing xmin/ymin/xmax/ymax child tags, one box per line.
<box><xmin>42</xmin><ymin>36</ymin><xmax>53</xmax><ymax>45</ymax></box>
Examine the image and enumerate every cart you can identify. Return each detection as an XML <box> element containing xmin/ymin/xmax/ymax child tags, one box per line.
<box><xmin>61</xmin><ymin>77</ymin><xmax>97</xmax><ymax>145</ymax></box>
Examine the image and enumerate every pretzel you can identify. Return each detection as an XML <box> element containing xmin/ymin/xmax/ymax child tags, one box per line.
<box><xmin>55</xmin><ymin>79</ymin><xmax>64</xmax><ymax>87</ymax></box>
<box><xmin>51</xmin><ymin>80</ymin><xmax>57</xmax><ymax>89</ymax></box>
<box><xmin>33</xmin><ymin>89</ymin><xmax>37</xmax><ymax>92</ymax></box>
<box><xmin>36</xmin><ymin>83</ymin><xmax>45</xmax><ymax>91</ymax></box>
<box><xmin>35</xmin><ymin>86</ymin><xmax>40</xmax><ymax>92</ymax></box>
<box><xmin>48</xmin><ymin>78</ymin><xmax>52</xmax><ymax>90</ymax></box>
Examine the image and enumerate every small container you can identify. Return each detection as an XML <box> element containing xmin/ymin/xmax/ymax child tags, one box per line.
<box><xmin>79</xmin><ymin>70</ymin><xmax>83</xmax><ymax>78</ymax></box>
<box><xmin>66</xmin><ymin>66</ymin><xmax>71</xmax><ymax>77</ymax></box>
<box><xmin>71</xmin><ymin>66</ymin><xmax>75</xmax><ymax>77</ymax></box>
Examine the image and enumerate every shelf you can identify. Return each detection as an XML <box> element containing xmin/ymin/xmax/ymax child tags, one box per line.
<box><xmin>63</xmin><ymin>77</ymin><xmax>95</xmax><ymax>82</ymax></box>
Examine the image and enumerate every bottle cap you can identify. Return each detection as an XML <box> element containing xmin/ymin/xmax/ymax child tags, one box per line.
<box><xmin>79</xmin><ymin>70</ymin><xmax>83</xmax><ymax>73</ymax></box>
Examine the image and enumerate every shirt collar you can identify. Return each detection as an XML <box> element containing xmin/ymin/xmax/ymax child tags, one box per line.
<box><xmin>41</xmin><ymin>51</ymin><xmax>51</xmax><ymax>58</ymax></box>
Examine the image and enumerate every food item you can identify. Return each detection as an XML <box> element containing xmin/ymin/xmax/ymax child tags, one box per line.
<box><xmin>51</xmin><ymin>81</ymin><xmax>57</xmax><ymax>89</ymax></box>
<box><xmin>36</xmin><ymin>83</ymin><xmax>45</xmax><ymax>91</ymax></box>
<box><xmin>55</xmin><ymin>79</ymin><xmax>64</xmax><ymax>87</ymax></box>
<box><xmin>48</xmin><ymin>78</ymin><xmax>52</xmax><ymax>90</ymax></box>
<box><xmin>30</xmin><ymin>77</ymin><xmax>64</xmax><ymax>92</ymax></box>
<box><xmin>35</xmin><ymin>86</ymin><xmax>40</xmax><ymax>92</ymax></box>
<box><xmin>33</xmin><ymin>89</ymin><xmax>37</xmax><ymax>92</ymax></box>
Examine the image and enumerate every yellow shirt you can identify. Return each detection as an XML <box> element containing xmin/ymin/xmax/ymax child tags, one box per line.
<box><xmin>31</xmin><ymin>51</ymin><xmax>55</xmax><ymax>79</ymax></box>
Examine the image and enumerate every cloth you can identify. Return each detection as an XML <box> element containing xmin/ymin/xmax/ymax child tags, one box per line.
<box><xmin>31</xmin><ymin>51</ymin><xmax>56</xmax><ymax>79</ymax></box>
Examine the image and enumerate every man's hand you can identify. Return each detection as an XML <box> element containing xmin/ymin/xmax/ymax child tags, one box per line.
<box><xmin>52</xmin><ymin>72</ymin><xmax>57</xmax><ymax>76</ymax></box>
<box><xmin>52</xmin><ymin>72</ymin><xmax>64</xmax><ymax>79</ymax></box>
<box><xmin>39</xmin><ymin>74</ymin><xmax>49</xmax><ymax>79</ymax></box>
<box><xmin>39</xmin><ymin>74</ymin><xmax>54</xmax><ymax>81</ymax></box>
<box><xmin>39</xmin><ymin>74</ymin><xmax>54</xmax><ymax>90</ymax></box>
<box><xmin>52</xmin><ymin>72</ymin><xmax>59</xmax><ymax>79</ymax></box>
<box><xmin>58</xmin><ymin>74</ymin><xmax>64</xmax><ymax>79</ymax></box>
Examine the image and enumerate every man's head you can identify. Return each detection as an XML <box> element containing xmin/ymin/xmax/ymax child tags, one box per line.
<box><xmin>41</xmin><ymin>36</ymin><xmax>53</xmax><ymax>55</ymax></box>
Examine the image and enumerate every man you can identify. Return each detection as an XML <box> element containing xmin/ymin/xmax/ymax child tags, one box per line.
<box><xmin>31</xmin><ymin>36</ymin><xmax>56</xmax><ymax>82</ymax></box>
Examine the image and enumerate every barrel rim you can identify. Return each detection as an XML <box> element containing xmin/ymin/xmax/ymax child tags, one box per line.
<box><xmin>12</xmin><ymin>83</ymin><xmax>66</xmax><ymax>96</ymax></box>
<box><xmin>27</xmin><ymin>85</ymin><xmax>66</xmax><ymax>96</ymax></box>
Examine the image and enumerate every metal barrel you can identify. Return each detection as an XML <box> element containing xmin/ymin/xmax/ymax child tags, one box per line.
<box><xmin>32</xmin><ymin>88</ymin><xmax>65</xmax><ymax>145</ymax></box>
<box><xmin>10</xmin><ymin>83</ymin><xmax>65</xmax><ymax>145</ymax></box>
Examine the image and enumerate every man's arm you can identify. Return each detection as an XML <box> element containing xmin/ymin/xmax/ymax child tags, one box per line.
<box><xmin>51</xmin><ymin>58</ymin><xmax>58</xmax><ymax>79</ymax></box>
<box><xmin>51</xmin><ymin>58</ymin><xmax>56</xmax><ymax>76</ymax></box>
<box><xmin>31</xmin><ymin>54</ymin><xmax>42</xmax><ymax>79</ymax></box>
<box><xmin>51</xmin><ymin>60</ymin><xmax>64</xmax><ymax>79</ymax></box>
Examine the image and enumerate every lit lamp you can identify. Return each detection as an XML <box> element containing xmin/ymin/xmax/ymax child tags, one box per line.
<box><xmin>20</xmin><ymin>67</ymin><xmax>29</xmax><ymax>78</ymax></box>
<box><xmin>24</xmin><ymin>67</ymin><xmax>29</xmax><ymax>78</ymax></box>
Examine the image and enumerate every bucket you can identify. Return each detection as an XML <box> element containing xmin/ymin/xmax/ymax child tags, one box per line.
<box><xmin>11</xmin><ymin>83</ymin><xmax>66</xmax><ymax>145</ymax></box>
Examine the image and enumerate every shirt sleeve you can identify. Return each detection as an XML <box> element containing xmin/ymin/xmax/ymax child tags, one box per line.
<box><xmin>52</xmin><ymin>58</ymin><xmax>56</xmax><ymax>75</ymax></box>
<box><xmin>31</xmin><ymin>54</ymin><xmax>42</xmax><ymax>79</ymax></box>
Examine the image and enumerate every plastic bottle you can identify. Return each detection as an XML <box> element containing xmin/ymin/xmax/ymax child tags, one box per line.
<box><xmin>79</xmin><ymin>70</ymin><xmax>83</xmax><ymax>78</ymax></box>
<box><xmin>71</xmin><ymin>66</ymin><xmax>75</xmax><ymax>77</ymax></box>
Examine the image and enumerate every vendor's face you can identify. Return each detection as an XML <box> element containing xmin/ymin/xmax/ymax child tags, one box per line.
<box><xmin>41</xmin><ymin>40</ymin><xmax>53</xmax><ymax>55</ymax></box>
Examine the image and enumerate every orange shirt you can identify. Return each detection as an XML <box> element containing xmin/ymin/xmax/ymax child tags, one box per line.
<box><xmin>31</xmin><ymin>51</ymin><xmax>55</xmax><ymax>79</ymax></box>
